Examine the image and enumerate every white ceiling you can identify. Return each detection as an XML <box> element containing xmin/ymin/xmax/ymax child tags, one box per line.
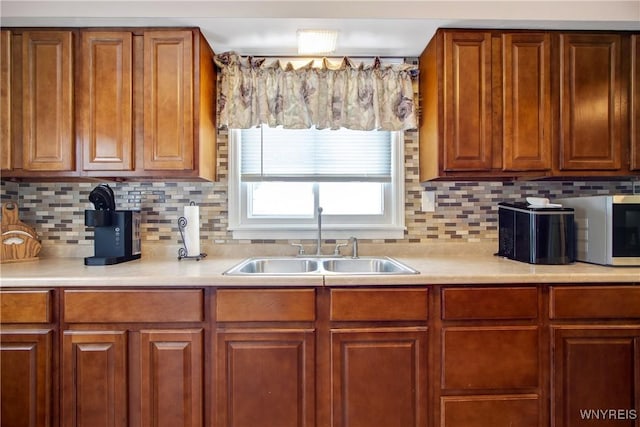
<box><xmin>2</xmin><ymin>0</ymin><xmax>639</xmax><ymax>57</ymax></box>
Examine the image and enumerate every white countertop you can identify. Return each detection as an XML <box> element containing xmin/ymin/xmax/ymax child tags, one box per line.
<box><xmin>1</xmin><ymin>254</ymin><xmax>639</xmax><ymax>287</ymax></box>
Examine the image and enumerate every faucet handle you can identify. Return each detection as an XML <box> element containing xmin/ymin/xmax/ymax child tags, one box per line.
<box><xmin>290</xmin><ymin>243</ymin><xmax>305</xmax><ymax>256</ymax></box>
<box><xmin>333</xmin><ymin>241</ymin><xmax>349</xmax><ymax>256</ymax></box>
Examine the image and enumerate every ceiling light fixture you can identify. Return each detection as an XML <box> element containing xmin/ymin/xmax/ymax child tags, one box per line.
<box><xmin>297</xmin><ymin>29</ymin><xmax>339</xmax><ymax>55</ymax></box>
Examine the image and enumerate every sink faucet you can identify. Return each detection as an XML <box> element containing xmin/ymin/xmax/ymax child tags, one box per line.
<box><xmin>292</xmin><ymin>207</ymin><xmax>352</xmax><ymax>258</ymax></box>
<box><xmin>315</xmin><ymin>207</ymin><xmax>323</xmax><ymax>256</ymax></box>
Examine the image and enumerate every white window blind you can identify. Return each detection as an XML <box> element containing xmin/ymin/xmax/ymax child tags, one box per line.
<box><xmin>240</xmin><ymin>125</ymin><xmax>392</xmax><ymax>182</ymax></box>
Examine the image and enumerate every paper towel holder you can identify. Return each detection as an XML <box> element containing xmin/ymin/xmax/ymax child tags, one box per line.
<box><xmin>177</xmin><ymin>202</ymin><xmax>207</xmax><ymax>261</ymax></box>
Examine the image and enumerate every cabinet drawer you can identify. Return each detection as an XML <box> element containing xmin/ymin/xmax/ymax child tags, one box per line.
<box><xmin>330</xmin><ymin>289</ymin><xmax>428</xmax><ymax>321</ymax></box>
<box><xmin>442</xmin><ymin>326</ymin><xmax>539</xmax><ymax>390</ymax></box>
<box><xmin>216</xmin><ymin>289</ymin><xmax>315</xmax><ymax>322</ymax></box>
<box><xmin>441</xmin><ymin>395</ymin><xmax>539</xmax><ymax>427</ymax></box>
<box><xmin>0</xmin><ymin>290</ymin><xmax>52</xmax><ymax>323</ymax></box>
<box><xmin>442</xmin><ymin>287</ymin><xmax>538</xmax><ymax>320</ymax></box>
<box><xmin>550</xmin><ymin>286</ymin><xmax>640</xmax><ymax>319</ymax></box>
<box><xmin>64</xmin><ymin>289</ymin><xmax>204</xmax><ymax>323</ymax></box>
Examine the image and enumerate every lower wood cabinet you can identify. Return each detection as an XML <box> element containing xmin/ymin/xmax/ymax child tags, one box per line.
<box><xmin>0</xmin><ymin>329</ymin><xmax>53</xmax><ymax>427</ymax></box>
<box><xmin>0</xmin><ymin>289</ymin><xmax>55</xmax><ymax>427</ymax></box>
<box><xmin>214</xmin><ymin>289</ymin><xmax>316</xmax><ymax>427</ymax></box>
<box><xmin>62</xmin><ymin>330</ymin><xmax>128</xmax><ymax>427</ymax></box>
<box><xmin>61</xmin><ymin>289</ymin><xmax>205</xmax><ymax>427</ymax></box>
<box><xmin>3</xmin><ymin>284</ymin><xmax>640</xmax><ymax>427</ymax></box>
<box><xmin>328</xmin><ymin>288</ymin><xmax>429</xmax><ymax>427</ymax></box>
<box><xmin>330</xmin><ymin>328</ymin><xmax>428</xmax><ymax>427</ymax></box>
<box><xmin>215</xmin><ymin>329</ymin><xmax>315</xmax><ymax>427</ymax></box>
<box><xmin>439</xmin><ymin>286</ymin><xmax>543</xmax><ymax>427</ymax></box>
<box><xmin>552</xmin><ymin>326</ymin><xmax>640</xmax><ymax>427</ymax></box>
<box><xmin>62</xmin><ymin>329</ymin><xmax>204</xmax><ymax>427</ymax></box>
<box><xmin>550</xmin><ymin>285</ymin><xmax>640</xmax><ymax>427</ymax></box>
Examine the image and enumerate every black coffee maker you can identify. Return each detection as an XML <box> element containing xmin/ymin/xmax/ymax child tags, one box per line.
<box><xmin>84</xmin><ymin>184</ymin><xmax>141</xmax><ymax>266</ymax></box>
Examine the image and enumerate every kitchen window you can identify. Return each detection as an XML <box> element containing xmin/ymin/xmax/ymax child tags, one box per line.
<box><xmin>228</xmin><ymin>125</ymin><xmax>405</xmax><ymax>240</ymax></box>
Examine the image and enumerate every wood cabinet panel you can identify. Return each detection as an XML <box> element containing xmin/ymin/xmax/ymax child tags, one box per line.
<box><xmin>442</xmin><ymin>286</ymin><xmax>538</xmax><ymax>320</ymax></box>
<box><xmin>216</xmin><ymin>289</ymin><xmax>316</xmax><ymax>322</ymax></box>
<box><xmin>441</xmin><ymin>395</ymin><xmax>539</xmax><ymax>427</ymax></box>
<box><xmin>0</xmin><ymin>290</ymin><xmax>52</xmax><ymax>323</ymax></box>
<box><xmin>550</xmin><ymin>286</ymin><xmax>640</xmax><ymax>319</ymax></box>
<box><xmin>632</xmin><ymin>34</ymin><xmax>640</xmax><ymax>171</ymax></box>
<box><xmin>62</xmin><ymin>330</ymin><xmax>127</xmax><ymax>427</ymax></box>
<box><xmin>331</xmin><ymin>328</ymin><xmax>428</xmax><ymax>427</ymax></box>
<box><xmin>79</xmin><ymin>31</ymin><xmax>133</xmax><ymax>171</ymax></box>
<box><xmin>21</xmin><ymin>31</ymin><xmax>74</xmax><ymax>171</ymax></box>
<box><xmin>139</xmin><ymin>329</ymin><xmax>203</xmax><ymax>427</ymax></box>
<box><xmin>216</xmin><ymin>329</ymin><xmax>315</xmax><ymax>427</ymax></box>
<box><xmin>558</xmin><ymin>33</ymin><xmax>622</xmax><ymax>171</ymax></box>
<box><xmin>330</xmin><ymin>288</ymin><xmax>428</xmax><ymax>321</ymax></box>
<box><xmin>552</xmin><ymin>327</ymin><xmax>640</xmax><ymax>427</ymax></box>
<box><xmin>442</xmin><ymin>326</ymin><xmax>539</xmax><ymax>390</ymax></box>
<box><xmin>502</xmin><ymin>33</ymin><xmax>552</xmax><ymax>171</ymax></box>
<box><xmin>1</xmin><ymin>30</ymin><xmax>10</xmax><ymax>171</ymax></box>
<box><xmin>143</xmin><ymin>30</ymin><xmax>194</xmax><ymax>171</ymax></box>
<box><xmin>63</xmin><ymin>289</ymin><xmax>204</xmax><ymax>323</ymax></box>
<box><xmin>443</xmin><ymin>31</ymin><xmax>493</xmax><ymax>172</ymax></box>
<box><xmin>0</xmin><ymin>329</ymin><xmax>53</xmax><ymax>427</ymax></box>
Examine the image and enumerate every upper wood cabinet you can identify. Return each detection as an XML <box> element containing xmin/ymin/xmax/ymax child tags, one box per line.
<box><xmin>1</xmin><ymin>27</ymin><xmax>217</xmax><ymax>181</ymax></box>
<box><xmin>419</xmin><ymin>29</ymin><xmax>637</xmax><ymax>181</ymax></box>
<box><xmin>501</xmin><ymin>33</ymin><xmax>552</xmax><ymax>172</ymax></box>
<box><xmin>557</xmin><ymin>33</ymin><xmax>623</xmax><ymax>172</ymax></box>
<box><xmin>22</xmin><ymin>31</ymin><xmax>75</xmax><ymax>172</ymax></box>
<box><xmin>1</xmin><ymin>31</ymin><xmax>11</xmax><ymax>171</ymax></box>
<box><xmin>139</xmin><ymin>29</ymin><xmax>216</xmax><ymax>180</ymax></box>
<box><xmin>143</xmin><ymin>31</ymin><xmax>194</xmax><ymax>172</ymax></box>
<box><xmin>79</xmin><ymin>31</ymin><xmax>133</xmax><ymax>171</ymax></box>
<box><xmin>420</xmin><ymin>30</ymin><xmax>552</xmax><ymax>180</ymax></box>
<box><xmin>632</xmin><ymin>34</ymin><xmax>640</xmax><ymax>171</ymax></box>
<box><xmin>419</xmin><ymin>30</ymin><xmax>493</xmax><ymax>180</ymax></box>
<box><xmin>442</xmin><ymin>31</ymin><xmax>493</xmax><ymax>173</ymax></box>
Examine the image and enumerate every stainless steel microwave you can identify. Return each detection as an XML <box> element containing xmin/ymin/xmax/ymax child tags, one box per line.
<box><xmin>556</xmin><ymin>195</ymin><xmax>640</xmax><ymax>266</ymax></box>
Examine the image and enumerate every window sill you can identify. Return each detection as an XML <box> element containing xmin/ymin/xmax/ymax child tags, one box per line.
<box><xmin>229</xmin><ymin>225</ymin><xmax>406</xmax><ymax>241</ymax></box>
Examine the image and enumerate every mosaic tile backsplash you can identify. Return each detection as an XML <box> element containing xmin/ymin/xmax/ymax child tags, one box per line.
<box><xmin>1</xmin><ymin>129</ymin><xmax>636</xmax><ymax>250</ymax></box>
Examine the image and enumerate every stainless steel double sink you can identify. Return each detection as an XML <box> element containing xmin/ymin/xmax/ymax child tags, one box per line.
<box><xmin>223</xmin><ymin>256</ymin><xmax>419</xmax><ymax>276</ymax></box>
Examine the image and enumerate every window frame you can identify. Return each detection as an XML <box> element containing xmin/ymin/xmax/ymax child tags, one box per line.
<box><xmin>227</xmin><ymin>128</ymin><xmax>406</xmax><ymax>240</ymax></box>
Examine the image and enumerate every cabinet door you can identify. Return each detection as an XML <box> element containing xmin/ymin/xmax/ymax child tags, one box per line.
<box><xmin>552</xmin><ymin>327</ymin><xmax>640</xmax><ymax>427</ymax></box>
<box><xmin>62</xmin><ymin>330</ymin><xmax>127</xmax><ymax>427</ymax></box>
<box><xmin>502</xmin><ymin>33</ymin><xmax>552</xmax><ymax>171</ymax></box>
<box><xmin>216</xmin><ymin>329</ymin><xmax>315</xmax><ymax>427</ymax></box>
<box><xmin>1</xmin><ymin>30</ymin><xmax>10</xmax><ymax>171</ymax></box>
<box><xmin>22</xmin><ymin>31</ymin><xmax>74</xmax><ymax>171</ymax></box>
<box><xmin>79</xmin><ymin>31</ymin><xmax>133</xmax><ymax>171</ymax></box>
<box><xmin>139</xmin><ymin>329</ymin><xmax>203</xmax><ymax>427</ymax></box>
<box><xmin>632</xmin><ymin>34</ymin><xmax>639</xmax><ymax>171</ymax></box>
<box><xmin>331</xmin><ymin>328</ymin><xmax>428</xmax><ymax>427</ymax></box>
<box><xmin>443</xmin><ymin>31</ymin><xmax>492</xmax><ymax>171</ymax></box>
<box><xmin>558</xmin><ymin>33</ymin><xmax>622</xmax><ymax>171</ymax></box>
<box><xmin>0</xmin><ymin>329</ymin><xmax>53</xmax><ymax>427</ymax></box>
<box><xmin>143</xmin><ymin>30</ymin><xmax>194</xmax><ymax>171</ymax></box>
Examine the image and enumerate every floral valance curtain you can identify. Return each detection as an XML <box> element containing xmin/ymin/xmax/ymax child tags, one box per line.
<box><xmin>214</xmin><ymin>52</ymin><xmax>418</xmax><ymax>131</ymax></box>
